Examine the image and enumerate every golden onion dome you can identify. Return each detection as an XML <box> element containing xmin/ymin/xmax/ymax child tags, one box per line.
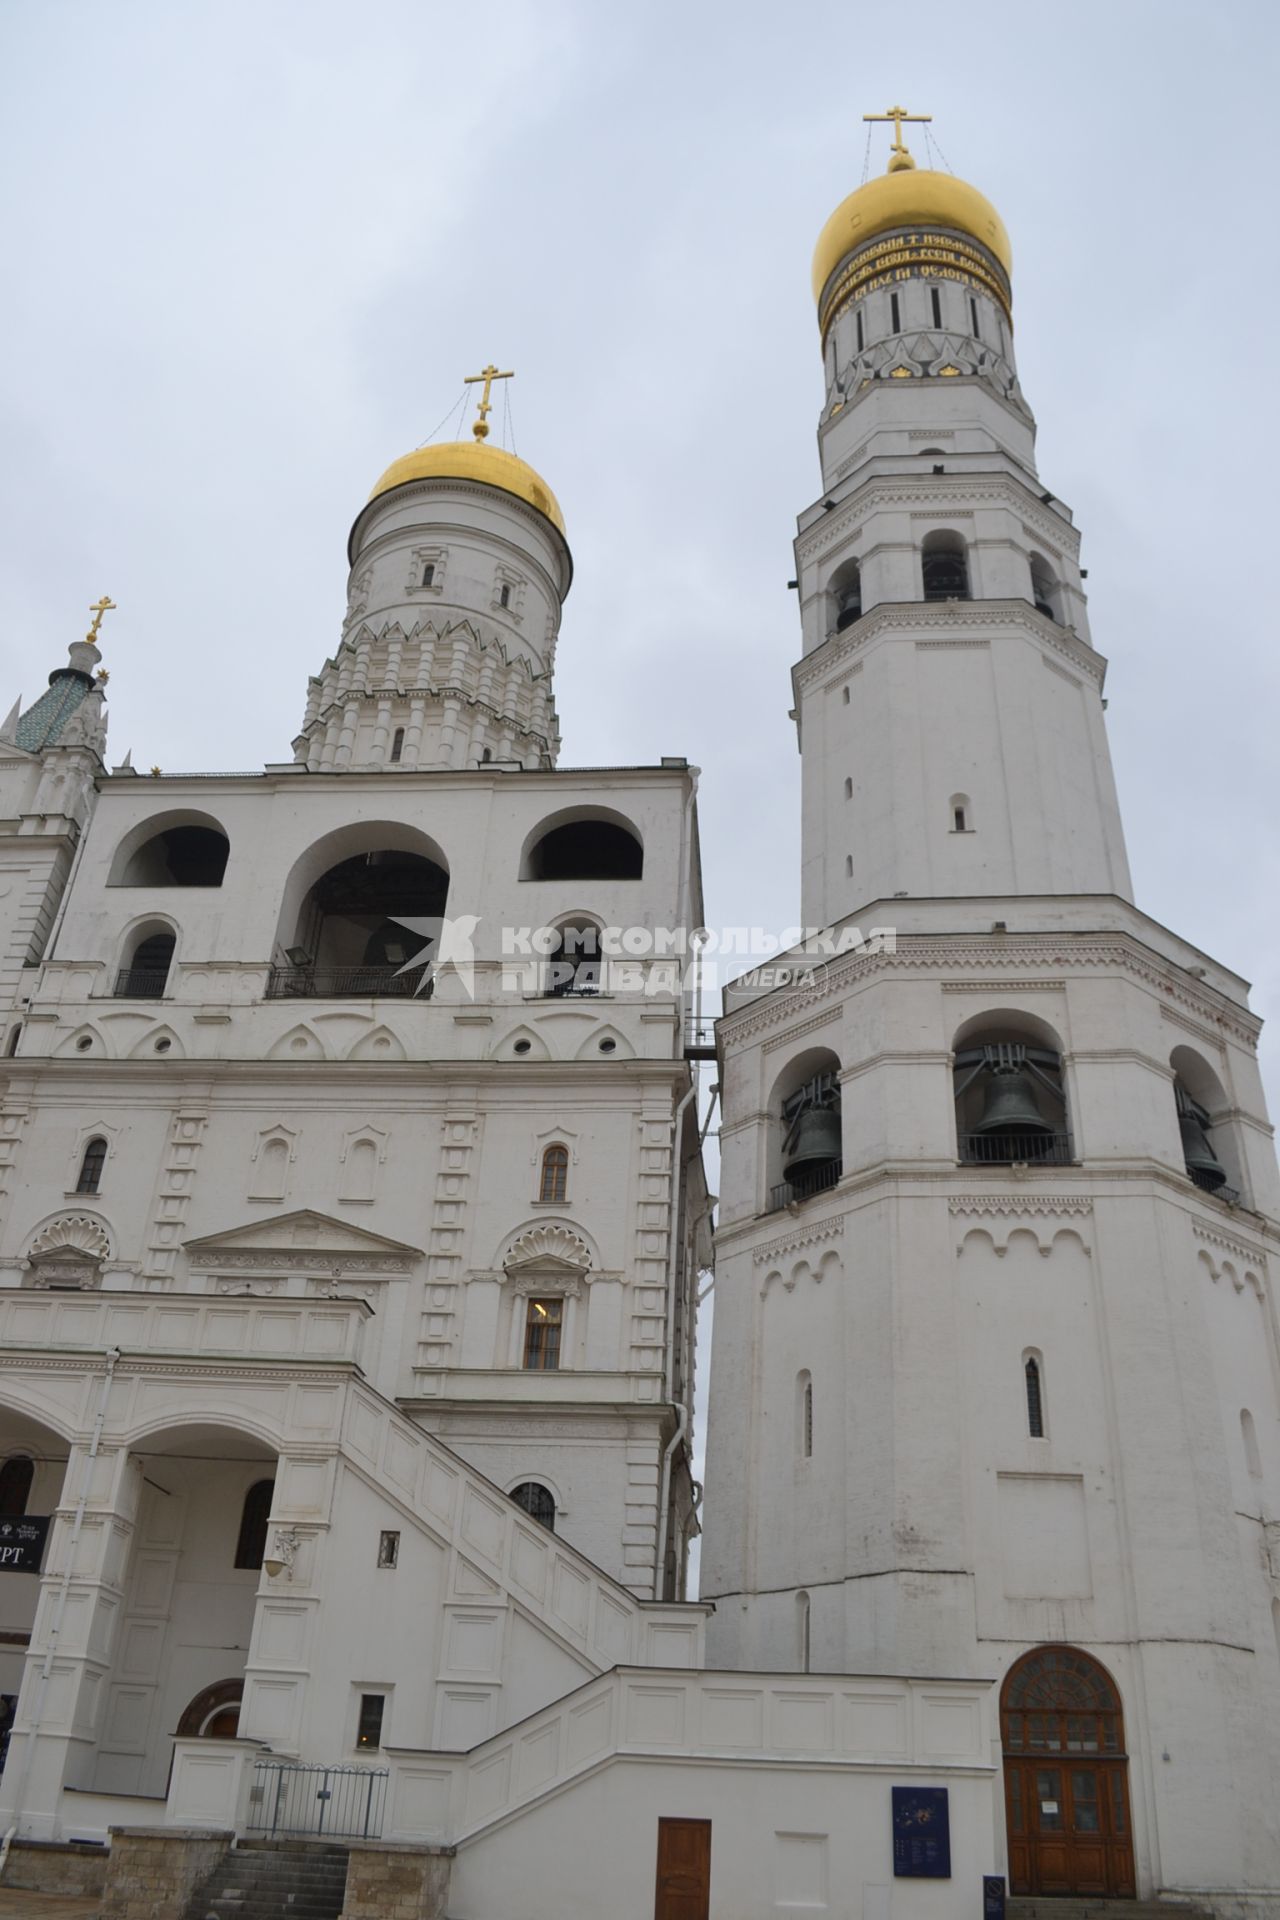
<box><xmin>367</xmin><ymin>440</ymin><xmax>566</xmax><ymax>539</ymax></box>
<box><xmin>812</xmin><ymin>156</ymin><xmax>1012</xmax><ymax>330</ymax></box>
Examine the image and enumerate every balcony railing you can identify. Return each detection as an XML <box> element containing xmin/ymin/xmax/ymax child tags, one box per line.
<box><xmin>959</xmin><ymin>1131</ymin><xmax>1073</xmax><ymax>1166</ymax></box>
<box><xmin>767</xmin><ymin>1158</ymin><xmax>843</xmax><ymax>1214</ymax></box>
<box><xmin>113</xmin><ymin>968</ymin><xmax>170</xmax><ymax>999</ymax></box>
<box><xmin>265</xmin><ymin>964</ymin><xmax>431</xmax><ymax>1000</ymax></box>
<box><xmin>1188</xmin><ymin>1165</ymin><xmax>1241</xmax><ymax>1205</ymax></box>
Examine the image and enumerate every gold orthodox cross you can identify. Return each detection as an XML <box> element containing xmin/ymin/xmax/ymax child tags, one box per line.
<box><xmin>86</xmin><ymin>594</ymin><xmax>116</xmax><ymax>642</ymax></box>
<box><xmin>464</xmin><ymin>363</ymin><xmax>514</xmax><ymax>441</ymax></box>
<box><xmin>863</xmin><ymin>105</ymin><xmax>932</xmax><ymax>160</ymax></box>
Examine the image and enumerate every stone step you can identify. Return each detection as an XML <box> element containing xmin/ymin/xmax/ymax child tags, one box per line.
<box><xmin>185</xmin><ymin>1842</ymin><xmax>349</xmax><ymax>1920</ymax></box>
<box><xmin>1008</xmin><ymin>1905</ymin><xmax>1216</xmax><ymax>1920</ymax></box>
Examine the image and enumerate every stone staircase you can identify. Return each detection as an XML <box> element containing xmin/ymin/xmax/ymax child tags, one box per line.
<box><xmin>184</xmin><ymin>1840</ymin><xmax>349</xmax><ymax>1920</ymax></box>
<box><xmin>1008</xmin><ymin>1903</ymin><xmax>1218</xmax><ymax>1920</ymax></box>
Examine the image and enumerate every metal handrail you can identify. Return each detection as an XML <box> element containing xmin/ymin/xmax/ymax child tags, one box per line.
<box><xmin>113</xmin><ymin>969</ymin><xmax>169</xmax><ymax>999</ymax></box>
<box><xmin>767</xmin><ymin>1159</ymin><xmax>843</xmax><ymax>1213</ymax></box>
<box><xmin>265</xmin><ymin>964</ymin><xmax>431</xmax><ymax>1000</ymax></box>
<box><xmin>246</xmin><ymin>1759</ymin><xmax>388</xmax><ymax>1840</ymax></box>
<box><xmin>959</xmin><ymin>1131</ymin><xmax>1073</xmax><ymax>1166</ymax></box>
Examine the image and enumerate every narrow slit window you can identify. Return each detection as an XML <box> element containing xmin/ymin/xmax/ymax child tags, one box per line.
<box><xmin>389</xmin><ymin>727</ymin><xmax>404</xmax><ymax>763</ymax></box>
<box><xmin>1025</xmin><ymin>1358</ymin><xmax>1045</xmax><ymax>1438</ymax></box>
<box><xmin>844</xmin><ymin>777</ymin><xmax>853</xmax><ymax>800</ymax></box>
<box><xmin>356</xmin><ymin>1694</ymin><xmax>385</xmax><ymax>1749</ymax></box>
<box><xmin>890</xmin><ymin>292</ymin><xmax>900</xmax><ymax>333</ymax></box>
<box><xmin>76</xmin><ymin>1136</ymin><xmax>108</xmax><ymax>1195</ymax></box>
<box><xmin>855</xmin><ymin>309</ymin><xmax>864</xmax><ymax>352</ymax></box>
<box><xmin>845</xmin><ymin>855</ymin><xmax>853</xmax><ymax>877</ymax></box>
<box><xmin>499</xmin><ymin>583</ymin><xmax>511</xmax><ymax>609</ymax></box>
<box><xmin>377</xmin><ymin>1530</ymin><xmax>400</xmax><ymax>1568</ymax></box>
<box><xmin>422</xmin><ymin>562</ymin><xmax>435</xmax><ymax>588</ymax></box>
<box><xmin>970</xmin><ymin>297</ymin><xmax>981</xmax><ymax>339</ymax></box>
<box><xmin>234</xmin><ymin>1479</ymin><xmax>275</xmax><ymax>1570</ymax></box>
<box><xmin>931</xmin><ymin>287</ymin><xmax>942</xmax><ymax>329</ymax></box>
<box><xmin>524</xmin><ymin>1297</ymin><xmax>563</xmax><ymax>1371</ymax></box>
<box><xmin>803</xmin><ymin>1382</ymin><xmax>814</xmax><ymax>1458</ymax></box>
<box><xmin>953</xmin><ymin>805</ymin><xmax>967</xmax><ymax>833</ymax></box>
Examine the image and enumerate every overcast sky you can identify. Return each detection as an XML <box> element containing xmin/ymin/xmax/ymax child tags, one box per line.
<box><xmin>3</xmin><ymin>2</ymin><xmax>1278</xmax><ymax>1570</ymax></box>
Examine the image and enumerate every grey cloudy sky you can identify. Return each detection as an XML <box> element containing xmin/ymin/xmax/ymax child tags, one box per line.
<box><xmin>3</xmin><ymin>0</ymin><xmax>1277</xmax><ymax>1586</ymax></box>
<box><xmin>3</xmin><ymin>0</ymin><xmax>1277</xmax><ymax>1070</ymax></box>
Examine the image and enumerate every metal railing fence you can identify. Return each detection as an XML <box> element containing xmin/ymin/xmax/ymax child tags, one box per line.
<box><xmin>246</xmin><ymin>1760</ymin><xmax>388</xmax><ymax>1840</ymax></box>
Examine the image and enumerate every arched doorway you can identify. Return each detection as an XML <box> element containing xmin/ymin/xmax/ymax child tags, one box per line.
<box><xmin>1001</xmin><ymin>1646</ymin><xmax>1135</xmax><ymax>1897</ymax></box>
<box><xmin>177</xmin><ymin>1678</ymin><xmax>244</xmax><ymax>1740</ymax></box>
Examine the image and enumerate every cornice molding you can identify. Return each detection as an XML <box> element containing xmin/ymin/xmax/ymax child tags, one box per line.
<box><xmin>751</xmin><ymin>1215</ymin><xmax>845</xmax><ymax>1266</ymax></box>
<box><xmin>797</xmin><ymin>475</ymin><xmax>1080</xmax><ymax>568</ymax></box>
<box><xmin>792</xmin><ymin>601</ymin><xmax>1105</xmax><ymax>694</ymax></box>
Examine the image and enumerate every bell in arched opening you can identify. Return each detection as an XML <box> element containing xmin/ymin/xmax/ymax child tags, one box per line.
<box><xmin>1176</xmin><ymin>1086</ymin><xmax>1226</xmax><ymax>1192</ymax></box>
<box><xmin>954</xmin><ymin>1042</ymin><xmax>1066</xmax><ymax>1166</ymax></box>
<box><xmin>973</xmin><ymin>1065</ymin><xmax>1053</xmax><ymax>1141</ymax></box>
<box><xmin>781</xmin><ymin>1070</ymin><xmax>842</xmax><ymax>1195</ymax></box>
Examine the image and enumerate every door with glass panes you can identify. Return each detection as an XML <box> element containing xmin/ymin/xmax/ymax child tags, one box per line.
<box><xmin>1001</xmin><ymin>1647</ymin><xmax>1135</xmax><ymax>1897</ymax></box>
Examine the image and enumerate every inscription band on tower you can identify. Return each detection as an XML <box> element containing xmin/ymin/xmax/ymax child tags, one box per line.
<box><xmin>820</xmin><ymin>228</ymin><xmax>1013</xmax><ymax>342</ymax></box>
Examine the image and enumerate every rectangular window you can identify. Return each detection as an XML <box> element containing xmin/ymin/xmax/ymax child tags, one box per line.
<box><xmin>890</xmin><ymin>292</ymin><xmax>900</xmax><ymax>333</ymax></box>
<box><xmin>931</xmin><ymin>287</ymin><xmax>942</xmax><ymax>328</ymax></box>
<box><xmin>855</xmin><ymin>309</ymin><xmax>864</xmax><ymax>353</ymax></box>
<box><xmin>356</xmin><ymin>1694</ymin><xmax>385</xmax><ymax>1749</ymax></box>
<box><xmin>377</xmin><ymin>1530</ymin><xmax>400</xmax><ymax>1568</ymax></box>
<box><xmin>970</xmin><ymin>296</ymin><xmax>981</xmax><ymax>339</ymax></box>
<box><xmin>523</xmin><ymin>1297</ymin><xmax>563</xmax><ymax>1371</ymax></box>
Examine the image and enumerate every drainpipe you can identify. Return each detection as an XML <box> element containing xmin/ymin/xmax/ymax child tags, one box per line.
<box><xmin>0</xmin><ymin>1347</ymin><xmax>121</xmax><ymax>1856</ymax></box>
<box><xmin>653</xmin><ymin>1081</ymin><xmax>698</xmax><ymax>1601</ymax></box>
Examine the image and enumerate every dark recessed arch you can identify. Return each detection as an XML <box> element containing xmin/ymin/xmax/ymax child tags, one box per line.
<box><xmin>520</xmin><ymin>808</ymin><xmax>643</xmax><ymax>882</ymax></box>
<box><xmin>109</xmin><ymin>811</ymin><xmax>231</xmax><ymax>887</ymax></box>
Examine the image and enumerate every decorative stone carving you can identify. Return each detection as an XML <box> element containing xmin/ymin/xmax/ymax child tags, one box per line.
<box><xmin>504</xmin><ymin>1223</ymin><xmax>592</xmax><ymax>1274</ymax></box>
<box><xmin>29</xmin><ymin>1214</ymin><xmax>112</xmax><ymax>1261</ymax></box>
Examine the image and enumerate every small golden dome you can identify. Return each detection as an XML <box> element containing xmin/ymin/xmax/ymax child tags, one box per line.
<box><xmin>812</xmin><ymin>164</ymin><xmax>1012</xmax><ymax>308</ymax></box>
<box><xmin>368</xmin><ymin>440</ymin><xmax>566</xmax><ymax>538</ymax></box>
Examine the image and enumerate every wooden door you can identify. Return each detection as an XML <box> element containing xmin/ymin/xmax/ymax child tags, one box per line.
<box><xmin>655</xmin><ymin>1817</ymin><xmax>711</xmax><ymax>1920</ymax></box>
<box><xmin>1002</xmin><ymin>1647</ymin><xmax>1135</xmax><ymax>1897</ymax></box>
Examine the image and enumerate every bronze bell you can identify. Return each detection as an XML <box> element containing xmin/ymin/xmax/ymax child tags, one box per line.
<box><xmin>1179</xmin><ymin>1110</ymin><xmax>1226</xmax><ymax>1191</ymax></box>
<box><xmin>973</xmin><ymin>1065</ymin><xmax>1052</xmax><ymax>1138</ymax></box>
<box><xmin>783</xmin><ymin>1105</ymin><xmax>842</xmax><ymax>1183</ymax></box>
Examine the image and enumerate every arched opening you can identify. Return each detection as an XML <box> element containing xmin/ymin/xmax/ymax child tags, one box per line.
<box><xmin>1024</xmin><ymin>1354</ymin><xmax>1046</xmax><ymax>1438</ymax></box>
<box><xmin>0</xmin><ymin>1408</ymin><xmax>73</xmax><ymax>1756</ymax></box>
<box><xmin>544</xmin><ymin>920</ymin><xmax>604</xmax><ymax>998</ymax></box>
<box><xmin>75</xmin><ymin>1136</ymin><xmax>108</xmax><ymax>1196</ymax></box>
<box><xmin>176</xmin><ymin>1677</ymin><xmax>245</xmax><ymax>1739</ymax></box>
<box><xmin>234</xmin><ymin>1478</ymin><xmax>276</xmax><ymax>1570</ymax></box>
<box><xmin>797</xmin><ymin>1371</ymin><xmax>813</xmax><ymax>1459</ymax></box>
<box><xmin>510</xmin><ymin>1482</ymin><xmax>555</xmax><ymax>1531</ymax></box>
<box><xmin>539</xmin><ymin>1144</ymin><xmax>569</xmax><ymax>1204</ymax></box>
<box><xmin>769</xmin><ymin>1048</ymin><xmax>842</xmax><ymax>1210</ymax></box>
<box><xmin>1001</xmin><ymin>1646</ymin><xmax>1135</xmax><ymax>1896</ymax></box>
<box><xmin>953</xmin><ymin>1014</ymin><xmax>1070</xmax><ymax>1166</ymax></box>
<box><xmin>828</xmin><ymin>558</ymin><xmax>863</xmax><ymax>633</ymax></box>
<box><xmin>115</xmin><ymin>924</ymin><xmax>176</xmax><ymax>999</ymax></box>
<box><xmin>1029</xmin><ymin>552</ymin><xmax>1062</xmax><ymax>623</ymax></box>
<box><xmin>1170</xmin><ymin>1046</ymin><xmax>1242</xmax><ymax>1201</ymax></box>
<box><xmin>272</xmin><ymin>832</ymin><xmax>449</xmax><ymax>999</ymax></box>
<box><xmin>110</xmin><ymin>811</ymin><xmax>230</xmax><ymax>888</ymax></box>
<box><xmin>921</xmin><ymin>529</ymin><xmax>970</xmax><ymax>602</ymax></box>
<box><xmin>950</xmin><ymin>792</ymin><xmax>972</xmax><ymax>833</ymax></box>
<box><xmin>0</xmin><ymin>1456</ymin><xmax>34</xmax><ymax>1517</ymax></box>
<box><xmin>520</xmin><ymin>809</ymin><xmax>643</xmax><ymax>881</ymax></box>
<box><xmin>389</xmin><ymin>727</ymin><xmax>405</xmax><ymax>763</ymax></box>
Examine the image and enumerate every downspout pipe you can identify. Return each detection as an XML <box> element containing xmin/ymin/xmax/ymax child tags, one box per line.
<box><xmin>654</xmin><ymin>1081</ymin><xmax>698</xmax><ymax>1600</ymax></box>
<box><xmin>0</xmin><ymin>1346</ymin><xmax>120</xmax><ymax>1856</ymax></box>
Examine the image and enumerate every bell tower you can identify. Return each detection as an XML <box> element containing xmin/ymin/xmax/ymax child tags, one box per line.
<box><xmin>702</xmin><ymin>119</ymin><xmax>1280</xmax><ymax>1902</ymax></box>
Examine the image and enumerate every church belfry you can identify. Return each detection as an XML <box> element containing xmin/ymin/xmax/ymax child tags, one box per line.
<box><xmin>293</xmin><ymin>370</ymin><xmax>571</xmax><ymax>773</ymax></box>
<box><xmin>703</xmin><ymin>117</ymin><xmax>1280</xmax><ymax>1903</ymax></box>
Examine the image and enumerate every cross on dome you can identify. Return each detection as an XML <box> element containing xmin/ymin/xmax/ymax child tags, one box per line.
<box><xmin>463</xmin><ymin>363</ymin><xmax>514</xmax><ymax>442</ymax></box>
<box><xmin>862</xmin><ymin>103</ymin><xmax>932</xmax><ymax>171</ymax></box>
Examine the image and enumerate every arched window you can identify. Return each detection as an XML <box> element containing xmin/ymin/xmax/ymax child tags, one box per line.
<box><xmin>510</xmin><ymin>1482</ymin><xmax>555</xmax><ymax>1530</ymax></box>
<box><xmin>1029</xmin><ymin>553</ymin><xmax>1061</xmax><ymax>623</ymax></box>
<box><xmin>118</xmin><ymin>822</ymin><xmax>229</xmax><ymax>886</ymax></box>
<box><xmin>539</xmin><ymin>1144</ymin><xmax>569</xmax><ymax>1204</ymax></box>
<box><xmin>771</xmin><ymin>1048</ymin><xmax>842</xmax><ymax>1209</ymax></box>
<box><xmin>389</xmin><ymin>728</ymin><xmax>405</xmax><ymax>763</ymax></box>
<box><xmin>545</xmin><ymin>923</ymin><xmax>603</xmax><ymax>997</ymax></box>
<box><xmin>829</xmin><ymin>559</ymin><xmax>862</xmax><ymax>633</ymax></box>
<box><xmin>116</xmin><ymin>929</ymin><xmax>175</xmax><ymax>999</ymax></box>
<box><xmin>1025</xmin><ymin>1357</ymin><xmax>1045</xmax><ymax>1438</ymax></box>
<box><xmin>844</xmin><ymin>854</ymin><xmax>853</xmax><ymax>876</ymax></box>
<box><xmin>421</xmin><ymin>563</ymin><xmax>435</xmax><ymax>588</ymax></box>
<box><xmin>797</xmin><ymin>1591</ymin><xmax>811</xmax><ymax>1673</ymax></box>
<box><xmin>921</xmin><ymin>530</ymin><xmax>970</xmax><ymax>602</ymax></box>
<box><xmin>843</xmin><ymin>777</ymin><xmax>853</xmax><ymax>800</ymax></box>
<box><xmin>274</xmin><ymin>841</ymin><xmax>449</xmax><ymax>999</ymax></box>
<box><xmin>1241</xmin><ymin>1408</ymin><xmax>1263</xmax><ymax>1480</ymax></box>
<box><xmin>0</xmin><ymin>1458</ymin><xmax>34</xmax><ymax>1518</ymax></box>
<box><xmin>950</xmin><ymin>793</ymin><xmax>972</xmax><ymax>833</ymax></box>
<box><xmin>953</xmin><ymin>1023</ymin><xmax>1070</xmax><ymax>1166</ymax></box>
<box><xmin>234</xmin><ymin>1479</ymin><xmax>275</xmax><ymax>1570</ymax></box>
<box><xmin>75</xmin><ymin>1136</ymin><xmax>108</xmax><ymax>1196</ymax></box>
<box><xmin>521</xmin><ymin>811</ymin><xmax>643</xmax><ymax>881</ymax></box>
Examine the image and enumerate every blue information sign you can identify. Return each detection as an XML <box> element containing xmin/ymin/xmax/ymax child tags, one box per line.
<box><xmin>891</xmin><ymin>1786</ymin><xmax>951</xmax><ymax>1878</ymax></box>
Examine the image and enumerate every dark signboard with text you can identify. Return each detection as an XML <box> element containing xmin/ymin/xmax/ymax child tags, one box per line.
<box><xmin>0</xmin><ymin>1516</ymin><xmax>50</xmax><ymax>1574</ymax></box>
<box><xmin>892</xmin><ymin>1786</ymin><xmax>951</xmax><ymax>1878</ymax></box>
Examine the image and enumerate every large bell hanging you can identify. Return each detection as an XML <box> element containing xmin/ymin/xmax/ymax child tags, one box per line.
<box><xmin>1179</xmin><ymin>1110</ymin><xmax>1226</xmax><ymax>1191</ymax></box>
<box><xmin>783</xmin><ymin>1105</ymin><xmax>842</xmax><ymax>1183</ymax></box>
<box><xmin>973</xmin><ymin>1065</ymin><xmax>1052</xmax><ymax>1138</ymax></box>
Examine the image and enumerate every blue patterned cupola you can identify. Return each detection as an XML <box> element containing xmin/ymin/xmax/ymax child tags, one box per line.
<box><xmin>12</xmin><ymin>642</ymin><xmax>102</xmax><ymax>752</ymax></box>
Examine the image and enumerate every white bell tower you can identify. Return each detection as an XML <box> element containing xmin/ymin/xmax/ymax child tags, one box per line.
<box><xmin>702</xmin><ymin>117</ymin><xmax>1280</xmax><ymax>1903</ymax></box>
